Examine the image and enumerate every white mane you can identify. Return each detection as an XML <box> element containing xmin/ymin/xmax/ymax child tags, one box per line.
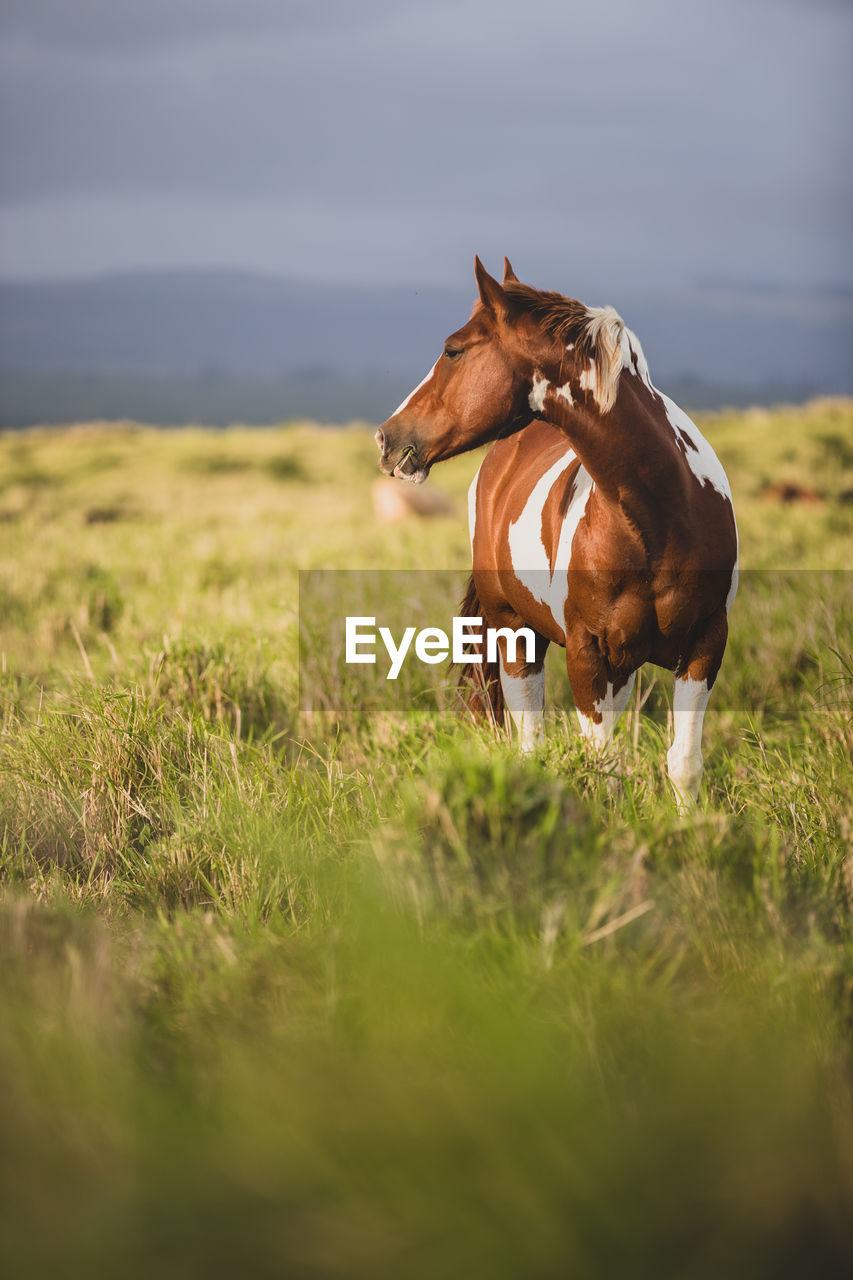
<box><xmin>583</xmin><ymin>306</ymin><xmax>652</xmax><ymax>414</ymax></box>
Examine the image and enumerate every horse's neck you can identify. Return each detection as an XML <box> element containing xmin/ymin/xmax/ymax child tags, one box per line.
<box><xmin>539</xmin><ymin>377</ymin><xmax>677</xmax><ymax>517</ymax></box>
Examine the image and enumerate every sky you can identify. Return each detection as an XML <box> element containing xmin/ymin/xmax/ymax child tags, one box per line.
<box><xmin>0</xmin><ymin>0</ymin><xmax>851</xmax><ymax>307</ymax></box>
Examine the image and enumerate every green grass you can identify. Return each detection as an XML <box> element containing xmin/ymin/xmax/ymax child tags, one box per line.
<box><xmin>1</xmin><ymin>403</ymin><xmax>852</xmax><ymax>1277</ymax></box>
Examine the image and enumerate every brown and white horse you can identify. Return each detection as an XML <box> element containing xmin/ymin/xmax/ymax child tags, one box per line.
<box><xmin>376</xmin><ymin>258</ymin><xmax>738</xmax><ymax>802</ymax></box>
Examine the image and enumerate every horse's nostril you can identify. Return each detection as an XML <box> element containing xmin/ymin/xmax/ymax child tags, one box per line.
<box><xmin>375</xmin><ymin>428</ymin><xmax>385</xmax><ymax>450</ymax></box>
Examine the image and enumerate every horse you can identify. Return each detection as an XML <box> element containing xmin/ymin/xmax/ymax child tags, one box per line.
<box><xmin>375</xmin><ymin>258</ymin><xmax>738</xmax><ymax>803</ymax></box>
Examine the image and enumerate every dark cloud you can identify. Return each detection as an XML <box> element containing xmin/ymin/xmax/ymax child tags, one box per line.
<box><xmin>0</xmin><ymin>0</ymin><xmax>850</xmax><ymax>294</ymax></box>
<box><xmin>0</xmin><ymin>1</ymin><xmax>400</xmax><ymax>53</ymax></box>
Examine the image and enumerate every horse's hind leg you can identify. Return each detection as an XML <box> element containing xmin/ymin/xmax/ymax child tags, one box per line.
<box><xmin>667</xmin><ymin>611</ymin><xmax>728</xmax><ymax>806</ymax></box>
<box><xmin>498</xmin><ymin>631</ymin><xmax>550</xmax><ymax>753</ymax></box>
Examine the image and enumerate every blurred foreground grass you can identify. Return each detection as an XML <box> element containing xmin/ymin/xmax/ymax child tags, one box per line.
<box><xmin>1</xmin><ymin>401</ymin><xmax>852</xmax><ymax>1277</ymax></box>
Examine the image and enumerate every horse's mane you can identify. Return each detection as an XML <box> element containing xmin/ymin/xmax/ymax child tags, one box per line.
<box><xmin>503</xmin><ymin>282</ymin><xmax>629</xmax><ymax>414</ymax></box>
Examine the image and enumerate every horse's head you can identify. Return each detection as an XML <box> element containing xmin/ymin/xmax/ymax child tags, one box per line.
<box><xmin>376</xmin><ymin>258</ymin><xmax>542</xmax><ymax>483</ymax></box>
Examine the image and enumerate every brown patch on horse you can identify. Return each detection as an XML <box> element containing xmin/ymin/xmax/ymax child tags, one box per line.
<box><xmin>542</xmin><ymin>458</ymin><xmax>582</xmax><ymax>573</ymax></box>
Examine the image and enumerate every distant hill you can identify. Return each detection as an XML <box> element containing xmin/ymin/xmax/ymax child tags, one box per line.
<box><xmin>0</xmin><ymin>369</ymin><xmax>418</xmax><ymax>428</ymax></box>
<box><xmin>0</xmin><ymin>270</ymin><xmax>468</xmax><ymax>379</ymax></box>
<box><xmin>1</xmin><ymin>269</ymin><xmax>850</xmax><ymax>425</ymax></box>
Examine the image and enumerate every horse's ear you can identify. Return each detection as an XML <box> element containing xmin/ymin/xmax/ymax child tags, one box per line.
<box><xmin>502</xmin><ymin>257</ymin><xmax>519</xmax><ymax>284</ymax></box>
<box><xmin>474</xmin><ymin>256</ymin><xmax>508</xmax><ymax>318</ymax></box>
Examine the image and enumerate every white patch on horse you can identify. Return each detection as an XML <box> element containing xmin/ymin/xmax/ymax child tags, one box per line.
<box><xmin>577</xmin><ymin>685</ymin><xmax>613</xmax><ymax>748</ymax></box>
<box><xmin>612</xmin><ymin>674</ymin><xmax>636</xmax><ymax>726</ymax></box>
<box><xmin>667</xmin><ymin>676</ymin><xmax>711</xmax><ymax>807</ymax></box>
<box><xmin>577</xmin><ymin>690</ymin><xmax>610</xmax><ymax>748</ymax></box>
<box><xmin>619</xmin><ymin>327</ymin><xmax>653</xmax><ymax>391</ymax></box>
<box><xmin>500</xmin><ymin>665</ymin><xmax>545</xmax><ymax>753</ymax></box>
<box><xmin>529</xmin><ymin>372</ymin><xmax>549</xmax><ymax>413</ymax></box>
<box><xmin>576</xmin><ymin>674</ymin><xmax>636</xmax><ymax>748</ymax></box>
<box><xmin>725</xmin><ymin>524</ymin><xmax>740</xmax><ymax>613</ymax></box>
<box><xmin>726</xmin><ymin>565</ymin><xmax>739</xmax><ymax>614</ymax></box>
<box><xmin>659</xmin><ymin>393</ymin><xmax>732</xmax><ymax>499</ymax></box>
<box><xmin>549</xmin><ymin>468</ymin><xmax>594</xmax><ymax>628</ymax></box>
<box><xmin>579</xmin><ymin>362</ymin><xmax>597</xmax><ymax>395</ymax></box>
<box><xmin>507</xmin><ymin>451</ymin><xmax>576</xmax><ymax>609</ymax></box>
<box><xmin>467</xmin><ymin>464</ymin><xmax>481</xmax><ymax>552</ymax></box>
<box><xmin>555</xmin><ymin>381</ymin><xmax>574</xmax><ymax>406</ymax></box>
<box><xmin>393</xmin><ymin>360</ymin><xmax>438</xmax><ymax>417</ymax></box>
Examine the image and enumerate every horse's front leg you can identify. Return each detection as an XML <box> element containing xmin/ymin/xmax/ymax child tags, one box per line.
<box><xmin>565</xmin><ymin>623</ymin><xmax>634</xmax><ymax>750</ymax></box>
<box><xmin>667</xmin><ymin>609</ymin><xmax>728</xmax><ymax>807</ymax></box>
<box><xmin>497</xmin><ymin>630</ymin><xmax>550</xmax><ymax>753</ymax></box>
<box><xmin>578</xmin><ymin>672</ymin><xmax>636</xmax><ymax>746</ymax></box>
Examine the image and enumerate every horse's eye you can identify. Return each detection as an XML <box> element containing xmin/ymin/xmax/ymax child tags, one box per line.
<box><xmin>444</xmin><ymin>346</ymin><xmax>463</xmax><ymax>360</ymax></box>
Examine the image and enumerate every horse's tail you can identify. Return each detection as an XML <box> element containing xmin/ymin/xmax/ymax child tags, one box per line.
<box><xmin>456</xmin><ymin>573</ymin><xmax>505</xmax><ymax>729</ymax></box>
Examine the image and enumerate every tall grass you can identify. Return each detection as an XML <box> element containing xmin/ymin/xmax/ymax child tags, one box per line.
<box><xmin>1</xmin><ymin>405</ymin><xmax>852</xmax><ymax>1276</ymax></box>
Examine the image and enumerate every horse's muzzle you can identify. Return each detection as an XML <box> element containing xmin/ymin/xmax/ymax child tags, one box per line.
<box><xmin>376</xmin><ymin>428</ymin><xmax>429</xmax><ymax>484</ymax></box>
<box><xmin>392</xmin><ymin>451</ymin><xmax>429</xmax><ymax>484</ymax></box>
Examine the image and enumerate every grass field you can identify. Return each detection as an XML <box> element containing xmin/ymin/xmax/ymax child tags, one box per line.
<box><xmin>1</xmin><ymin>400</ymin><xmax>852</xmax><ymax>1277</ymax></box>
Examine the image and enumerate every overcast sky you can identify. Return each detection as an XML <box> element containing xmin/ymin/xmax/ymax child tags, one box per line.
<box><xmin>0</xmin><ymin>0</ymin><xmax>850</xmax><ymax>300</ymax></box>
